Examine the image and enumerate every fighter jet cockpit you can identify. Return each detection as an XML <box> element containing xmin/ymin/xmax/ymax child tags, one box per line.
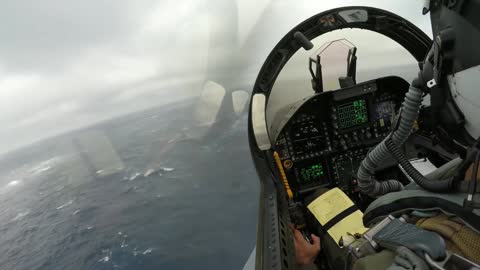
<box><xmin>249</xmin><ymin>3</ymin><xmax>480</xmax><ymax>270</ymax></box>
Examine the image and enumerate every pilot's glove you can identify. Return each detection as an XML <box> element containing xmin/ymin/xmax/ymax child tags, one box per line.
<box><xmin>290</xmin><ymin>224</ymin><xmax>321</xmax><ymax>266</ymax></box>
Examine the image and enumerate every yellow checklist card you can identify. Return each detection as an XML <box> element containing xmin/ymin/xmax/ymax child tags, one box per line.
<box><xmin>307</xmin><ymin>188</ymin><xmax>368</xmax><ymax>245</ymax></box>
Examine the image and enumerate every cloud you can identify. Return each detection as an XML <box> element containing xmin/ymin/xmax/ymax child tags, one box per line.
<box><xmin>0</xmin><ymin>1</ymin><xmax>157</xmax><ymax>72</ymax></box>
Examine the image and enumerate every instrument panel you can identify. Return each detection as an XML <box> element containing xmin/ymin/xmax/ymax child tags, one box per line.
<box><xmin>274</xmin><ymin>76</ymin><xmax>408</xmax><ymax>195</ymax></box>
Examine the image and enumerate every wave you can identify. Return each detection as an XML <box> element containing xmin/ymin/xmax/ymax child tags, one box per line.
<box><xmin>98</xmin><ymin>249</ymin><xmax>111</xmax><ymax>263</ymax></box>
<box><xmin>129</xmin><ymin>173</ymin><xmax>141</xmax><ymax>181</ymax></box>
<box><xmin>143</xmin><ymin>169</ymin><xmax>155</xmax><ymax>177</ymax></box>
<box><xmin>142</xmin><ymin>248</ymin><xmax>153</xmax><ymax>255</ymax></box>
<box><xmin>56</xmin><ymin>200</ymin><xmax>74</xmax><ymax>210</ymax></box>
<box><xmin>130</xmin><ymin>247</ymin><xmax>154</xmax><ymax>256</ymax></box>
<box><xmin>125</xmin><ymin>167</ymin><xmax>176</xmax><ymax>182</ymax></box>
<box><xmin>29</xmin><ymin>156</ymin><xmax>65</xmax><ymax>175</ymax></box>
<box><xmin>121</xmin><ymin>240</ymin><xmax>128</xmax><ymax>248</ymax></box>
<box><xmin>11</xmin><ymin>210</ymin><xmax>30</xmax><ymax>221</ymax></box>
<box><xmin>54</xmin><ymin>185</ymin><xmax>65</xmax><ymax>192</ymax></box>
<box><xmin>6</xmin><ymin>180</ymin><xmax>21</xmax><ymax>187</ymax></box>
<box><xmin>98</xmin><ymin>256</ymin><xmax>110</xmax><ymax>263</ymax></box>
<box><xmin>38</xmin><ymin>166</ymin><xmax>51</xmax><ymax>173</ymax></box>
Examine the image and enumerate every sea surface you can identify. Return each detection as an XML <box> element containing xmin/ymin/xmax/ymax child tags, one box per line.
<box><xmin>0</xmin><ymin>99</ymin><xmax>258</xmax><ymax>270</ymax></box>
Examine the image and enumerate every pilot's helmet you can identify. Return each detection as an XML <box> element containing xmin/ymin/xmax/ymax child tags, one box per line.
<box><xmin>424</xmin><ymin>2</ymin><xmax>480</xmax><ymax>146</ymax></box>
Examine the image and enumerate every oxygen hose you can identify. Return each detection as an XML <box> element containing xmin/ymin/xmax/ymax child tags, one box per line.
<box><xmin>385</xmin><ymin>138</ymin><xmax>454</xmax><ymax>192</ymax></box>
<box><xmin>357</xmin><ymin>78</ymin><xmax>424</xmax><ymax>196</ymax></box>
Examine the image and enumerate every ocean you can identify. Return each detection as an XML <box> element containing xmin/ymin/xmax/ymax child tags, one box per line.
<box><xmin>0</xmin><ymin>99</ymin><xmax>258</xmax><ymax>270</ymax></box>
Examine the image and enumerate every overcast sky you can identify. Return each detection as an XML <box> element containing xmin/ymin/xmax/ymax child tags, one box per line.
<box><xmin>0</xmin><ymin>0</ymin><xmax>431</xmax><ymax>154</ymax></box>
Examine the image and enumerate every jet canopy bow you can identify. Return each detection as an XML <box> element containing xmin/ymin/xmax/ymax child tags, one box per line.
<box><xmin>248</xmin><ymin>3</ymin><xmax>480</xmax><ymax>270</ymax></box>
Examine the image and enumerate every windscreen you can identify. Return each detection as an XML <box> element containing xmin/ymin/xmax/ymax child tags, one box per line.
<box><xmin>267</xmin><ymin>29</ymin><xmax>422</xmax><ymax>140</ymax></box>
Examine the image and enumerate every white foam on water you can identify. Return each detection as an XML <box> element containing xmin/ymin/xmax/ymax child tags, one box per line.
<box><xmin>142</xmin><ymin>248</ymin><xmax>153</xmax><ymax>255</ymax></box>
<box><xmin>99</xmin><ymin>249</ymin><xmax>112</xmax><ymax>262</ymax></box>
<box><xmin>121</xmin><ymin>240</ymin><xmax>128</xmax><ymax>248</ymax></box>
<box><xmin>56</xmin><ymin>200</ymin><xmax>74</xmax><ymax>210</ymax></box>
<box><xmin>38</xmin><ymin>166</ymin><xmax>51</xmax><ymax>173</ymax></box>
<box><xmin>72</xmin><ymin>209</ymin><xmax>80</xmax><ymax>215</ymax></box>
<box><xmin>6</xmin><ymin>180</ymin><xmax>21</xmax><ymax>187</ymax></box>
<box><xmin>29</xmin><ymin>156</ymin><xmax>64</xmax><ymax>175</ymax></box>
<box><xmin>87</xmin><ymin>226</ymin><xmax>94</xmax><ymax>230</ymax></box>
<box><xmin>143</xmin><ymin>169</ymin><xmax>156</xmax><ymax>177</ymax></box>
<box><xmin>129</xmin><ymin>173</ymin><xmax>141</xmax><ymax>181</ymax></box>
<box><xmin>11</xmin><ymin>211</ymin><xmax>30</xmax><ymax>221</ymax></box>
<box><xmin>98</xmin><ymin>256</ymin><xmax>110</xmax><ymax>263</ymax></box>
<box><xmin>117</xmin><ymin>231</ymin><xmax>123</xmax><ymax>235</ymax></box>
<box><xmin>162</xmin><ymin>167</ymin><xmax>175</xmax><ymax>172</ymax></box>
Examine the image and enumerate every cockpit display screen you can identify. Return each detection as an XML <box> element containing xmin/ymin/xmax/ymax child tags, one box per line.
<box><xmin>289</xmin><ymin>120</ymin><xmax>326</xmax><ymax>156</ymax></box>
<box><xmin>297</xmin><ymin>162</ymin><xmax>328</xmax><ymax>185</ymax></box>
<box><xmin>299</xmin><ymin>163</ymin><xmax>325</xmax><ymax>183</ymax></box>
<box><xmin>337</xmin><ymin>99</ymin><xmax>368</xmax><ymax>129</ymax></box>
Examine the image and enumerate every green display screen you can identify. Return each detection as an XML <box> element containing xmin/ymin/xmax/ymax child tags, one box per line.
<box><xmin>337</xmin><ymin>99</ymin><xmax>368</xmax><ymax>129</ymax></box>
<box><xmin>299</xmin><ymin>163</ymin><xmax>325</xmax><ymax>183</ymax></box>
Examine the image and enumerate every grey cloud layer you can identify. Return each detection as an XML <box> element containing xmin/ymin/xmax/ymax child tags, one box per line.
<box><xmin>0</xmin><ymin>0</ymin><xmax>431</xmax><ymax>154</ymax></box>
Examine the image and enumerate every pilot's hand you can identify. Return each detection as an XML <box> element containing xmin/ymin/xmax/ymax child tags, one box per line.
<box><xmin>290</xmin><ymin>224</ymin><xmax>321</xmax><ymax>266</ymax></box>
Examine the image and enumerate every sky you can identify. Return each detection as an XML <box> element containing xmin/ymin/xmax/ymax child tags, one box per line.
<box><xmin>0</xmin><ymin>0</ymin><xmax>432</xmax><ymax>154</ymax></box>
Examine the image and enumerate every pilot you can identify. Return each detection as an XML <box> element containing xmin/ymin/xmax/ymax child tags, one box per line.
<box><xmin>246</xmin><ymin>1</ymin><xmax>480</xmax><ymax>268</ymax></box>
<box><xmin>292</xmin><ymin>159</ymin><xmax>480</xmax><ymax>270</ymax></box>
<box><xmin>284</xmin><ymin>1</ymin><xmax>480</xmax><ymax>268</ymax></box>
